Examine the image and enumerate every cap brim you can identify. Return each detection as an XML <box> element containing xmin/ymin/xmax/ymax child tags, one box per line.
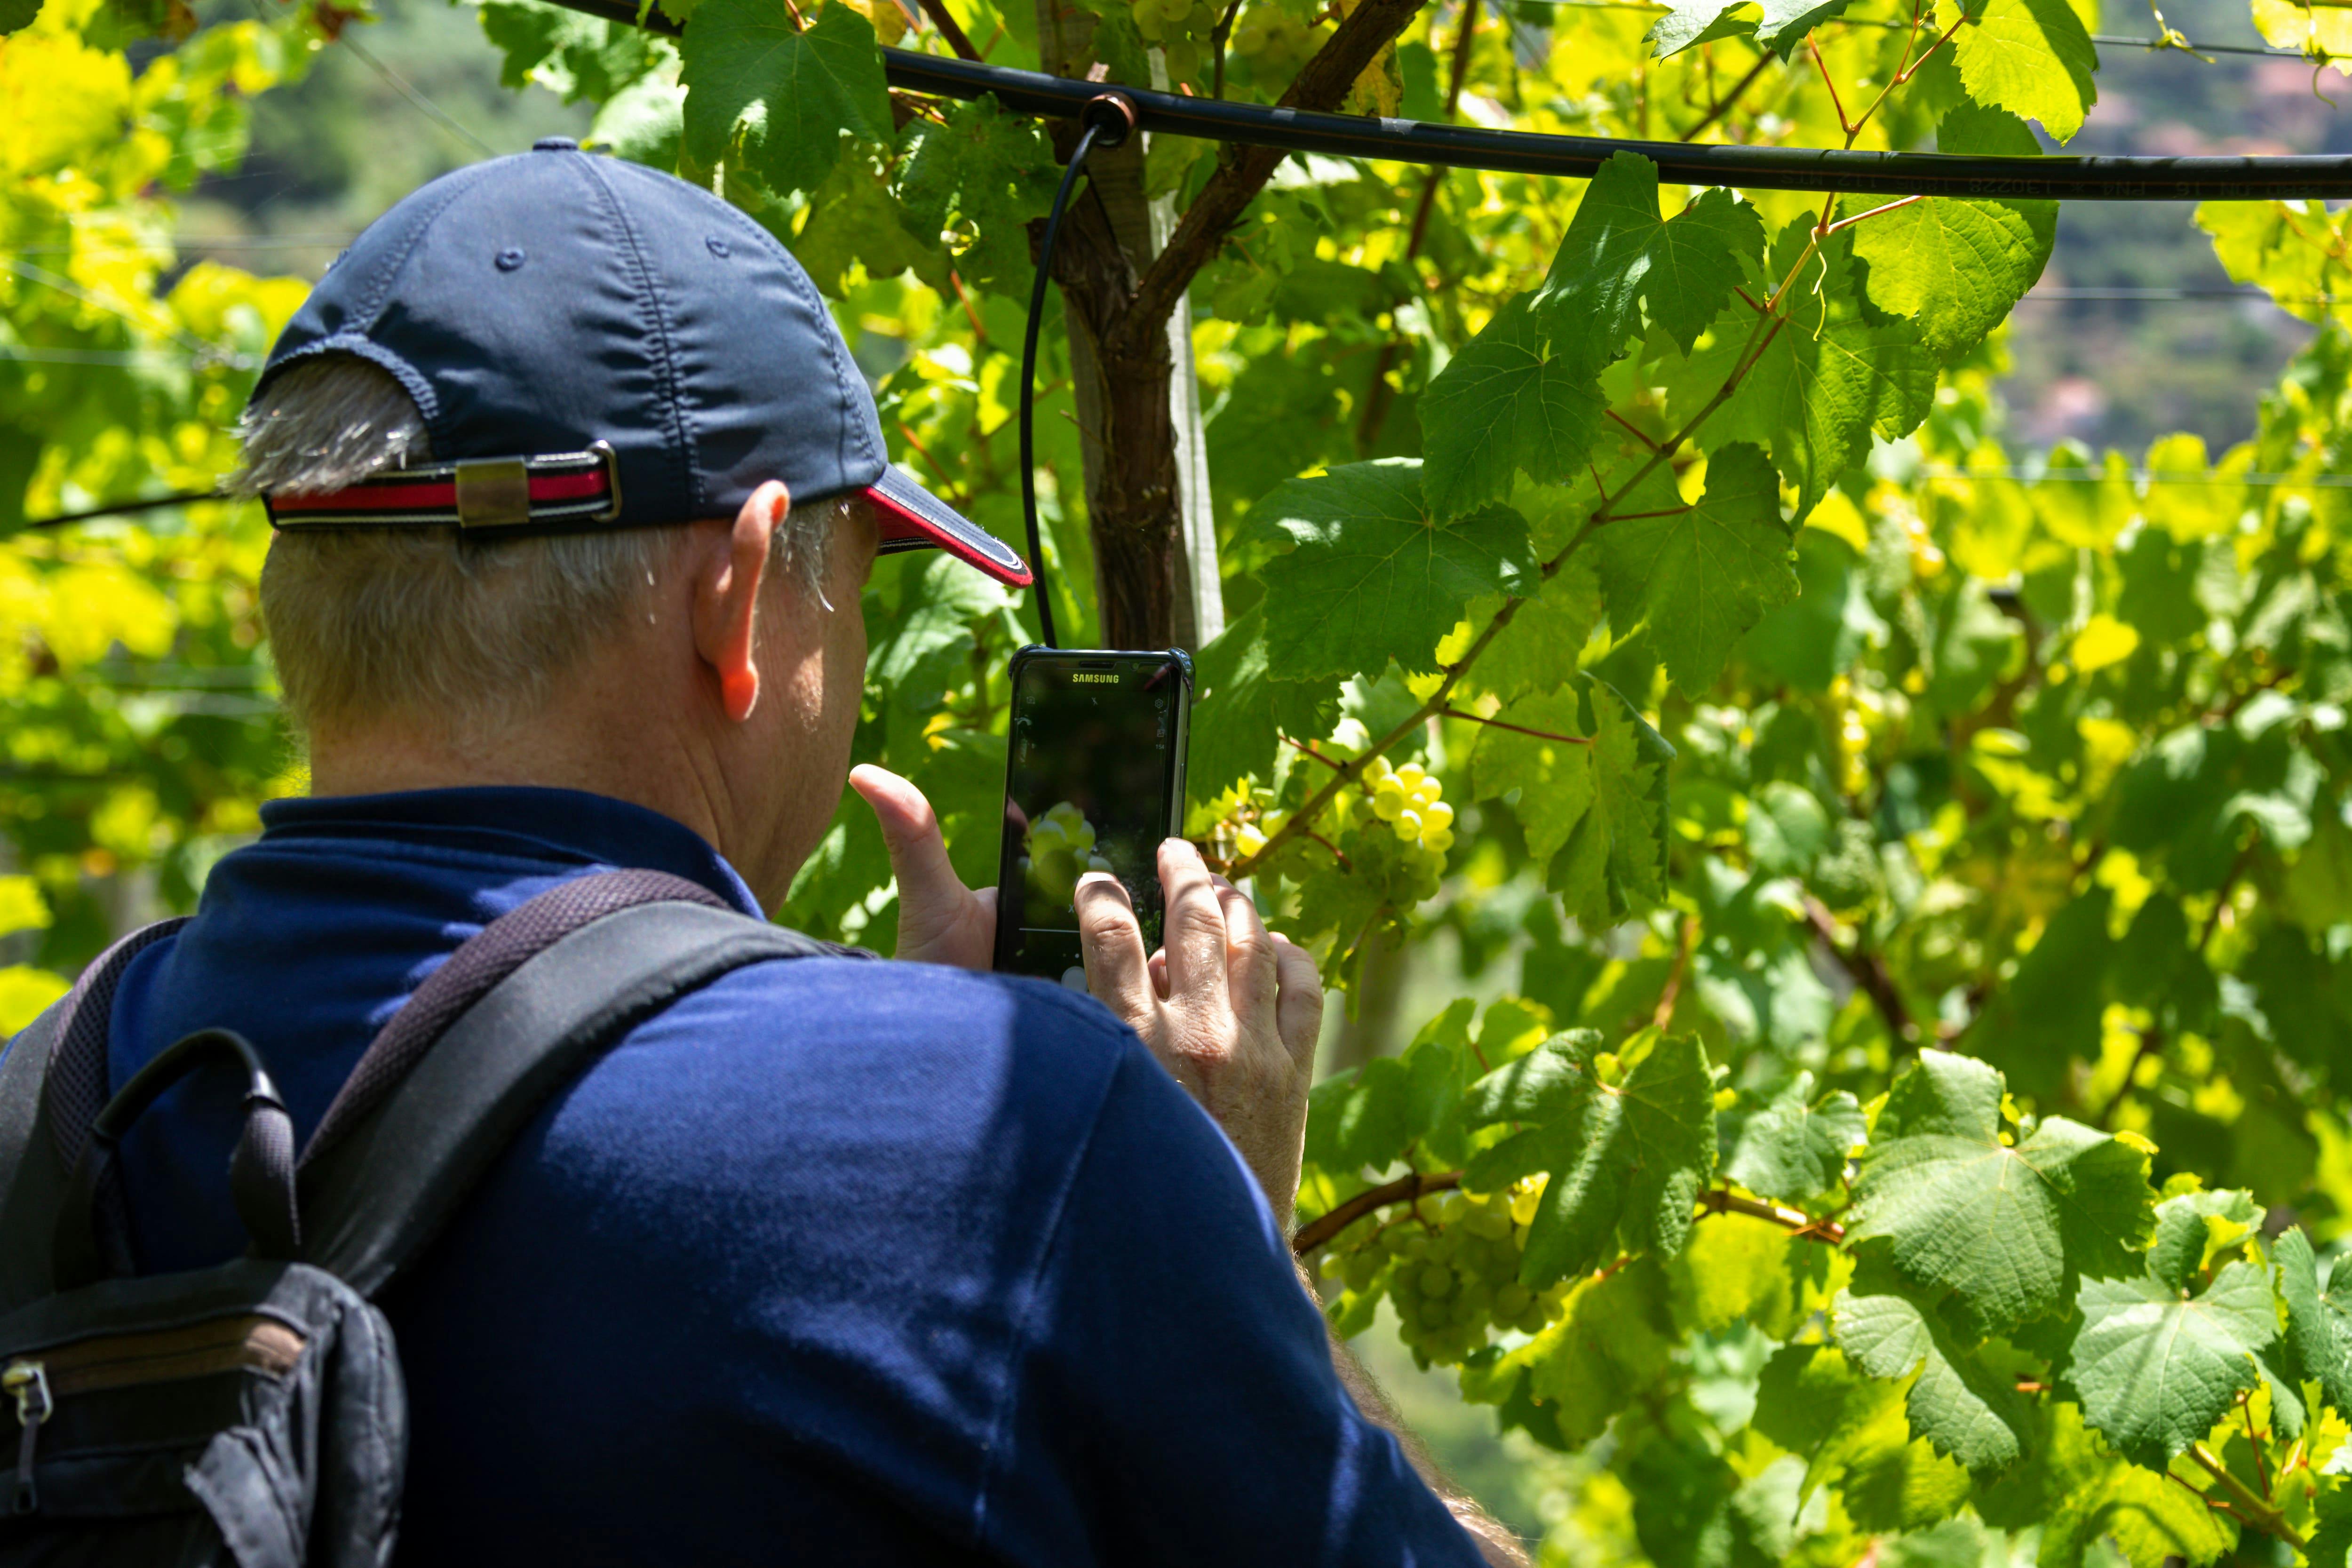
<box><xmin>865</xmin><ymin>467</ymin><xmax>1033</xmax><ymax>587</ymax></box>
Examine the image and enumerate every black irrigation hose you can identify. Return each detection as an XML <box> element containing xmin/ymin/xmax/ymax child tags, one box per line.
<box><xmin>549</xmin><ymin>0</ymin><xmax>2352</xmax><ymax>199</ymax></box>
<box><xmin>23</xmin><ymin>0</ymin><xmax>2352</xmax><ymax>534</ymax></box>
<box><xmin>1016</xmin><ymin>98</ymin><xmax>1138</xmax><ymax>645</ymax></box>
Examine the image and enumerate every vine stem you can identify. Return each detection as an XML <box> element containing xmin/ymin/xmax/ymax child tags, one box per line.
<box><xmin>1295</xmin><ymin>1170</ymin><xmax>1464</xmax><ymax>1253</ymax></box>
<box><xmin>1679</xmin><ymin>48</ymin><xmax>1773</xmax><ymax>142</ymax></box>
<box><xmin>1653</xmin><ymin>912</ymin><xmax>1698</xmax><ymax>1029</ymax></box>
<box><xmin>1437</xmin><ymin>707</ymin><xmax>1595</xmax><ymax>746</ymax></box>
<box><xmin>1294</xmin><ymin>1178</ymin><xmax>1841</xmax><ymax>1254</ymax></box>
<box><xmin>2189</xmin><ymin>1444</ymin><xmax>2306</xmax><ymax>1550</ymax></box>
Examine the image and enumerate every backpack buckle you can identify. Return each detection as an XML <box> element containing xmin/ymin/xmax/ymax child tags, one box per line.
<box><xmin>4</xmin><ymin>1360</ymin><xmax>49</xmax><ymax>1514</ymax></box>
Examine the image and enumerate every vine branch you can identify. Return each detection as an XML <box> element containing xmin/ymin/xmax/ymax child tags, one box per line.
<box><xmin>2189</xmin><ymin>1444</ymin><xmax>2305</xmax><ymax>1550</ymax></box>
<box><xmin>1294</xmin><ymin>1176</ymin><xmax>1842</xmax><ymax>1254</ymax></box>
<box><xmin>1804</xmin><ymin>894</ymin><xmax>1916</xmax><ymax>1044</ymax></box>
<box><xmin>1235</xmin><ymin>230</ymin><xmax>1820</xmax><ymax>881</ymax></box>
<box><xmin>1114</xmin><ymin>0</ymin><xmax>1432</xmax><ymax>354</ymax></box>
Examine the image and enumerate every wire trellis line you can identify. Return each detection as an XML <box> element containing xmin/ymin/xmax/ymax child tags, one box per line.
<box><xmin>542</xmin><ymin>0</ymin><xmax>2352</xmax><ymax>199</ymax></box>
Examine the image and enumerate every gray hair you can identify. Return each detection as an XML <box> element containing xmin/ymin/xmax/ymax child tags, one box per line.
<box><xmin>236</xmin><ymin>356</ymin><xmax>843</xmax><ymax>736</ymax></box>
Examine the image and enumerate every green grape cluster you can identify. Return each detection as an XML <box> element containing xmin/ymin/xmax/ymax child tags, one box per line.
<box><xmin>1227</xmin><ymin>3</ymin><xmax>1318</xmax><ymax>84</ymax></box>
<box><xmin>1127</xmin><ymin>0</ymin><xmax>1221</xmax><ymax>81</ymax></box>
<box><xmin>1365</xmin><ymin>757</ymin><xmax>1454</xmax><ymax>853</ymax></box>
<box><xmin>1322</xmin><ymin>1188</ymin><xmax>1564</xmax><ymax>1368</ymax></box>
<box><xmin>1023</xmin><ymin>800</ymin><xmax>1110</xmax><ymax>907</ymax></box>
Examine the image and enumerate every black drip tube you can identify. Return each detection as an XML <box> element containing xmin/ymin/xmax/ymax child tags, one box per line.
<box><xmin>549</xmin><ymin>0</ymin><xmax>2352</xmax><ymax>201</ymax></box>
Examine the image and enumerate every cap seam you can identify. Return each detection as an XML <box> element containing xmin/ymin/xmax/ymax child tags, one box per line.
<box><xmin>573</xmin><ymin>153</ymin><xmax>701</xmax><ymax>517</ymax></box>
<box><xmin>700</xmin><ymin>198</ymin><xmax>884</xmax><ymax>484</ymax></box>
<box><xmin>347</xmin><ymin>160</ymin><xmax>505</xmax><ymax>337</ymax></box>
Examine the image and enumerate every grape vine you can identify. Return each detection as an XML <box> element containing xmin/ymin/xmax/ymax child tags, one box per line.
<box><xmin>18</xmin><ymin>0</ymin><xmax>2352</xmax><ymax>1559</ymax></box>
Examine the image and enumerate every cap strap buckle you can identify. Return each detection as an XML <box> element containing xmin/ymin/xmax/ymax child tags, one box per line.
<box><xmin>453</xmin><ymin>460</ymin><xmax>530</xmax><ymax>529</ymax></box>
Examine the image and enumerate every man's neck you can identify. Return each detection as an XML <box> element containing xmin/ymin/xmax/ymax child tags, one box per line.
<box><xmin>304</xmin><ymin>695</ymin><xmax>740</xmax><ymax>881</ymax></box>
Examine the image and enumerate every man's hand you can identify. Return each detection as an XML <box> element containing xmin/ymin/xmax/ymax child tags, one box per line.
<box><xmin>1075</xmin><ymin>840</ymin><xmax>1323</xmax><ymax>1231</ymax></box>
<box><xmin>849</xmin><ymin>764</ymin><xmax>994</xmax><ymax>970</ymax></box>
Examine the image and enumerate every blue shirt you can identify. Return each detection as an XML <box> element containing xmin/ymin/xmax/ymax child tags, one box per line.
<box><xmin>87</xmin><ymin>788</ymin><xmax>1478</xmax><ymax>1566</ymax></box>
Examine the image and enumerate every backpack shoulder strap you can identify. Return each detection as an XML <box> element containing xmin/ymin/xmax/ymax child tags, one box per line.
<box><xmin>0</xmin><ymin>919</ymin><xmax>191</xmax><ymax>1310</ymax></box>
<box><xmin>299</xmin><ymin>884</ymin><xmax>847</xmax><ymax>1298</ymax></box>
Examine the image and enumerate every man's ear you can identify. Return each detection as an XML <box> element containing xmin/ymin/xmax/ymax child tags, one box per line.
<box><xmin>692</xmin><ymin>480</ymin><xmax>789</xmax><ymax>723</ymax></box>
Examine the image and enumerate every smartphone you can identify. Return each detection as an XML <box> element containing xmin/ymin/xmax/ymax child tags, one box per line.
<box><xmin>993</xmin><ymin>646</ymin><xmax>1193</xmax><ymax>984</ymax></box>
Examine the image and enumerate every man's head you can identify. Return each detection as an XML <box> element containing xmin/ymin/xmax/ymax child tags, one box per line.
<box><xmin>238</xmin><ymin>141</ymin><xmax>1028</xmax><ymax>907</ymax></box>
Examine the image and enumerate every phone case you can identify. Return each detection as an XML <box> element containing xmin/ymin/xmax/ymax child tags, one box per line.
<box><xmin>992</xmin><ymin>647</ymin><xmax>1194</xmax><ymax>977</ymax></box>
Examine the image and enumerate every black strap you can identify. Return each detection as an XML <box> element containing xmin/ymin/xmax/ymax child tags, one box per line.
<box><xmin>1</xmin><ymin>869</ymin><xmax>859</xmax><ymax>1306</ymax></box>
<box><xmin>299</xmin><ymin>898</ymin><xmax>836</xmax><ymax>1297</ymax></box>
<box><xmin>52</xmin><ymin>1029</ymin><xmax>301</xmax><ymax>1290</ymax></box>
<box><xmin>303</xmin><ymin>869</ymin><xmax>730</xmax><ymax>1165</ymax></box>
<box><xmin>0</xmin><ymin>920</ymin><xmax>188</xmax><ymax>1312</ymax></box>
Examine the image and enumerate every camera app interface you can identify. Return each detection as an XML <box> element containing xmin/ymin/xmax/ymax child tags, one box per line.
<box><xmin>1000</xmin><ymin>656</ymin><xmax>1182</xmax><ymax>986</ymax></box>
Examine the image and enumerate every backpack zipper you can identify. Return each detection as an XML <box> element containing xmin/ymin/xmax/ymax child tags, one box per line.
<box><xmin>0</xmin><ymin>1317</ymin><xmax>302</xmax><ymax>1518</ymax></box>
<box><xmin>4</xmin><ymin>1360</ymin><xmax>49</xmax><ymax>1515</ymax></box>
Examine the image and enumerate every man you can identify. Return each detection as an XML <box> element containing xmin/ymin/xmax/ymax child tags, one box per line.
<box><xmin>96</xmin><ymin>140</ymin><xmax>1519</xmax><ymax>1562</ymax></box>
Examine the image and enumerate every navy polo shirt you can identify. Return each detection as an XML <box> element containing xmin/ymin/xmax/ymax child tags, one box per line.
<box><xmin>78</xmin><ymin>788</ymin><xmax>1480</xmax><ymax>1565</ymax></box>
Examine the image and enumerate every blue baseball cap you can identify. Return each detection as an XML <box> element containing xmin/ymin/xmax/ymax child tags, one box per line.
<box><xmin>253</xmin><ymin>138</ymin><xmax>1030</xmax><ymax>587</ymax></box>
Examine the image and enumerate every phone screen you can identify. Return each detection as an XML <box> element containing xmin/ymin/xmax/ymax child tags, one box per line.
<box><xmin>993</xmin><ymin>650</ymin><xmax>1191</xmax><ymax>984</ymax></box>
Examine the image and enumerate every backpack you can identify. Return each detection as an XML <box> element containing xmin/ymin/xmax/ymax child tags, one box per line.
<box><xmin>0</xmin><ymin>868</ymin><xmax>858</xmax><ymax>1566</ymax></box>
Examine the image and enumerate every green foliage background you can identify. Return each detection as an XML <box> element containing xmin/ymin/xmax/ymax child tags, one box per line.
<box><xmin>16</xmin><ymin>0</ymin><xmax>2352</xmax><ymax>1558</ymax></box>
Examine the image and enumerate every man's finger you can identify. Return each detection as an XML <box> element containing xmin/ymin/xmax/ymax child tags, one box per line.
<box><xmin>1158</xmin><ymin>839</ymin><xmax>1231</xmax><ymax>1006</ymax></box>
<box><xmin>1271</xmin><ymin>933</ymin><xmax>1325</xmax><ymax>1070</ymax></box>
<box><xmin>850</xmin><ymin>765</ymin><xmax>968</xmax><ymax>915</ymax></box>
<box><xmin>1074</xmin><ymin>872</ymin><xmax>1155</xmax><ymax>1025</ymax></box>
<box><xmin>1147</xmin><ymin>949</ymin><xmax>1170</xmax><ymax>1001</ymax></box>
<box><xmin>1213</xmin><ymin>875</ymin><xmax>1279</xmax><ymax>1027</ymax></box>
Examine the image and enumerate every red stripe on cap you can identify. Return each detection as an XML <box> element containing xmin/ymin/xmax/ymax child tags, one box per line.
<box><xmin>273</xmin><ymin>468</ymin><xmax>609</xmax><ymax>517</ymax></box>
<box><xmin>276</xmin><ymin>480</ymin><xmax>457</xmax><ymax>513</ymax></box>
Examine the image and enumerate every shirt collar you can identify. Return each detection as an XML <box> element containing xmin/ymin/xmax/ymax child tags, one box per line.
<box><xmin>254</xmin><ymin>787</ymin><xmax>766</xmax><ymax>916</ymax></box>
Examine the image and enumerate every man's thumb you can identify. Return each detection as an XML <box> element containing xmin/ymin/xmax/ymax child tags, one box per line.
<box><xmin>849</xmin><ymin>765</ymin><xmax>964</xmax><ymax>906</ymax></box>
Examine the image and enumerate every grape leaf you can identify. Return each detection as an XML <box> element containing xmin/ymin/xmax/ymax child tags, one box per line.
<box><xmin>1726</xmin><ymin>1070</ymin><xmax>1867</xmax><ymax>1204</ymax></box>
<box><xmin>589</xmin><ymin>75</ymin><xmax>687</xmax><ymax>167</ymax></box>
<box><xmin>1753</xmin><ymin>1342</ymin><xmax>1969</xmax><ymax>1525</ymax></box>
<box><xmin>1976</xmin><ymin>1401</ymin><xmax>2237</xmax><ymax>1568</ymax></box>
<box><xmin>1602</xmin><ymin>683</ymin><xmax>1671</xmax><ymax>903</ymax></box>
<box><xmin>1304</xmin><ymin>1052</ymin><xmax>1413</xmax><ymax>1174</ymax></box>
<box><xmin>1951</xmin><ymin>0</ymin><xmax>2098</xmax><ymax>143</ymax></box>
<box><xmin>793</xmin><ymin>155</ymin><xmax>948</xmax><ymax>296</ymax></box>
<box><xmin>895</xmin><ymin>94</ymin><xmax>1057</xmax><ymax>294</ymax></box>
<box><xmin>1187</xmin><ymin>605</ymin><xmax>1341</xmax><ymax>797</ymax></box>
<box><xmin>2145</xmin><ymin>1185</ymin><xmax>2259</xmax><ymax>1291</ymax></box>
<box><xmin>1753</xmin><ymin>0</ymin><xmax>1851</xmax><ymax>51</ymax></box>
<box><xmin>1515</xmin><ymin>1261</ymin><xmax>1679</xmax><ymax>1446</ymax></box>
<box><xmin>866</xmin><ymin>550</ymin><xmax>1013</xmax><ymax>717</ymax></box>
<box><xmin>1420</xmin><ymin>295</ymin><xmax>1607</xmax><ymax>520</ymax></box>
<box><xmin>1469</xmin><ymin>686</ymin><xmax>1597</xmax><ymax>871</ymax></box>
<box><xmin>2314</xmin><ymin>1483</ymin><xmax>2352</xmax><ymax>1568</ymax></box>
<box><xmin>1533</xmin><ymin>155</ymin><xmax>1765</xmax><ymax>369</ymax></box>
<box><xmin>1251</xmin><ymin>460</ymin><xmax>1537</xmax><ymax>678</ymax></box>
<box><xmin>1849</xmin><ymin>104</ymin><xmax>2055</xmax><ymax>356</ymax></box>
<box><xmin>1460</xmin><ymin>555</ymin><xmax>1604</xmax><ymax>703</ymax></box>
<box><xmin>1670</xmin><ymin>1211</ymin><xmax>1844</xmax><ymax>1338</ymax></box>
<box><xmin>1646</xmin><ymin>0</ymin><xmax>1760</xmax><ymax>56</ymax></box>
<box><xmin>679</xmin><ymin>0</ymin><xmax>891</xmax><ymax>199</ymax></box>
<box><xmin>1847</xmin><ymin>1050</ymin><xmax>2155</xmax><ymax>1340</ymax></box>
<box><xmin>1664</xmin><ymin>224</ymin><xmax>1935</xmax><ymax>517</ymax></box>
<box><xmin>1594</xmin><ymin>441</ymin><xmax>1796</xmax><ymax>693</ymax></box>
<box><xmin>2066</xmin><ymin>1260</ymin><xmax>2274</xmax><ymax>1470</ymax></box>
<box><xmin>1462</xmin><ymin>1027</ymin><xmax>1716</xmax><ymax>1288</ymax></box>
<box><xmin>1834</xmin><ymin>1281</ymin><xmax>2032</xmax><ymax>1472</ymax></box>
<box><xmin>2276</xmin><ymin>1226</ymin><xmax>2352</xmax><ymax>1415</ymax></box>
